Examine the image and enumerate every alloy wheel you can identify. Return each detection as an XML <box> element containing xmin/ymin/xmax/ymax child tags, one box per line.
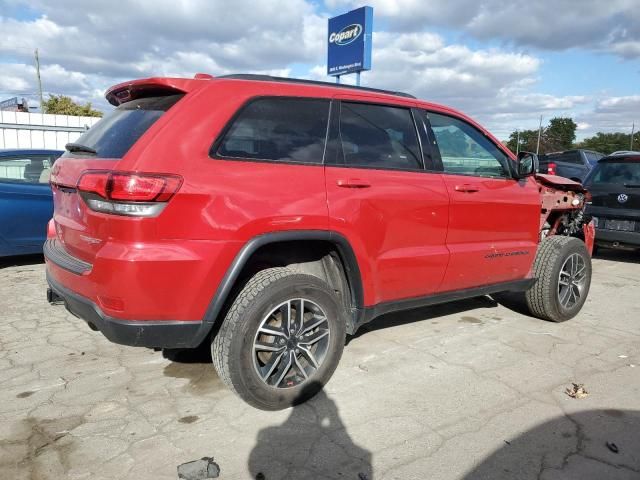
<box><xmin>252</xmin><ymin>298</ymin><xmax>331</xmax><ymax>389</ymax></box>
<box><xmin>558</xmin><ymin>253</ymin><xmax>587</xmax><ymax>309</ymax></box>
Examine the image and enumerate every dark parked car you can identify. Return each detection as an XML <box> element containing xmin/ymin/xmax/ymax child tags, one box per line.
<box><xmin>538</xmin><ymin>149</ymin><xmax>603</xmax><ymax>183</ymax></box>
<box><xmin>585</xmin><ymin>152</ymin><xmax>640</xmax><ymax>250</ymax></box>
<box><xmin>0</xmin><ymin>149</ymin><xmax>63</xmax><ymax>256</ymax></box>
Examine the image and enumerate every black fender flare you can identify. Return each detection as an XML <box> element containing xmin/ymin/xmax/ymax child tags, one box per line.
<box><xmin>188</xmin><ymin>230</ymin><xmax>364</xmax><ymax>347</ymax></box>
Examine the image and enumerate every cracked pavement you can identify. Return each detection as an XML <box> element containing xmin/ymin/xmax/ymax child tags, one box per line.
<box><xmin>1</xmin><ymin>250</ymin><xmax>639</xmax><ymax>480</ymax></box>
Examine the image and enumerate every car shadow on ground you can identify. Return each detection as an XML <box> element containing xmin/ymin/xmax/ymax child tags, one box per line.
<box><xmin>463</xmin><ymin>409</ymin><xmax>640</xmax><ymax>479</ymax></box>
<box><xmin>162</xmin><ymin>342</ymin><xmax>213</xmax><ymax>364</ymax></box>
<box><xmin>248</xmin><ymin>381</ymin><xmax>373</xmax><ymax>480</ymax></box>
<box><xmin>594</xmin><ymin>247</ymin><xmax>640</xmax><ymax>264</ymax></box>
<box><xmin>348</xmin><ymin>295</ymin><xmax>499</xmax><ymax>343</ymax></box>
<box><xmin>0</xmin><ymin>253</ymin><xmax>44</xmax><ymax>269</ymax></box>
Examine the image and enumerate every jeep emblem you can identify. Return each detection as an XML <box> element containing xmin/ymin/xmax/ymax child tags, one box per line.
<box><xmin>618</xmin><ymin>193</ymin><xmax>629</xmax><ymax>204</ymax></box>
<box><xmin>329</xmin><ymin>24</ymin><xmax>363</xmax><ymax>46</ymax></box>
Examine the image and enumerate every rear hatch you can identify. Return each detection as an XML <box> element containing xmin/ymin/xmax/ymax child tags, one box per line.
<box><xmin>585</xmin><ymin>156</ymin><xmax>640</xmax><ymax>230</ymax></box>
<box><xmin>50</xmin><ymin>88</ymin><xmax>187</xmax><ymax>263</ymax></box>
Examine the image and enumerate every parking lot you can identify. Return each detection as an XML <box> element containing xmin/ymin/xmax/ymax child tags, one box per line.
<box><xmin>0</xmin><ymin>250</ymin><xmax>638</xmax><ymax>480</ymax></box>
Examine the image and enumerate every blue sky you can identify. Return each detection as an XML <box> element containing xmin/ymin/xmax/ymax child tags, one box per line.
<box><xmin>1</xmin><ymin>0</ymin><xmax>638</xmax><ymax>141</ymax></box>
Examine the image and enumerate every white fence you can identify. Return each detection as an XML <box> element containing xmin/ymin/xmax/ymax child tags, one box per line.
<box><xmin>0</xmin><ymin>111</ymin><xmax>101</xmax><ymax>150</ymax></box>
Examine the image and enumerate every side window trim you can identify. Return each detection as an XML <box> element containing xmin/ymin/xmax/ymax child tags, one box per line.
<box><xmin>332</xmin><ymin>99</ymin><xmax>426</xmax><ymax>173</ymax></box>
<box><xmin>209</xmin><ymin>95</ymin><xmax>331</xmax><ymax>166</ymax></box>
<box><xmin>324</xmin><ymin>100</ymin><xmax>341</xmax><ymax>165</ymax></box>
<box><xmin>409</xmin><ymin>108</ymin><xmax>428</xmax><ymax>170</ymax></box>
<box><xmin>423</xmin><ymin>110</ymin><xmax>515</xmax><ymax>179</ymax></box>
<box><xmin>414</xmin><ymin>109</ymin><xmax>442</xmax><ymax>172</ymax></box>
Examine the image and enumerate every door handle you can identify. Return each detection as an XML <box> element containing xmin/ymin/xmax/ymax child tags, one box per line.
<box><xmin>454</xmin><ymin>184</ymin><xmax>480</xmax><ymax>193</ymax></box>
<box><xmin>336</xmin><ymin>178</ymin><xmax>371</xmax><ymax>189</ymax></box>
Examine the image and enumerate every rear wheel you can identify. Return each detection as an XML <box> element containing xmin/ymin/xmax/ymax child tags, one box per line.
<box><xmin>211</xmin><ymin>267</ymin><xmax>346</xmax><ymax>410</ymax></box>
<box><xmin>525</xmin><ymin>236</ymin><xmax>592</xmax><ymax>322</ymax></box>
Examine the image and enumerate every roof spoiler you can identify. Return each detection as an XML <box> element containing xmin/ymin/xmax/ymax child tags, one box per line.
<box><xmin>105</xmin><ymin>77</ymin><xmax>200</xmax><ymax>106</ymax></box>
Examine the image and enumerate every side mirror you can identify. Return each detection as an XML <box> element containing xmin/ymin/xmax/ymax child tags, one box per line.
<box><xmin>516</xmin><ymin>151</ymin><xmax>539</xmax><ymax>178</ymax></box>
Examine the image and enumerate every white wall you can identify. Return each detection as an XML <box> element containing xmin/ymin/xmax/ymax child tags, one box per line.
<box><xmin>0</xmin><ymin>111</ymin><xmax>101</xmax><ymax>150</ymax></box>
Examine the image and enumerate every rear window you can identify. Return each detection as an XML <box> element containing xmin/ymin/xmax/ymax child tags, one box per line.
<box><xmin>585</xmin><ymin>151</ymin><xmax>603</xmax><ymax>166</ymax></box>
<box><xmin>215</xmin><ymin>97</ymin><xmax>330</xmax><ymax>163</ymax></box>
<box><xmin>540</xmin><ymin>151</ymin><xmax>581</xmax><ymax>164</ymax></box>
<box><xmin>62</xmin><ymin>94</ymin><xmax>184</xmax><ymax>159</ymax></box>
<box><xmin>588</xmin><ymin>161</ymin><xmax>640</xmax><ymax>185</ymax></box>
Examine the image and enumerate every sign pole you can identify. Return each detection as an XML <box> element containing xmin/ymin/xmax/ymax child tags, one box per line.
<box><xmin>356</xmin><ymin>71</ymin><xmax>361</xmax><ymax>86</ymax></box>
<box><xmin>336</xmin><ymin>75</ymin><xmax>340</xmax><ymax>84</ymax></box>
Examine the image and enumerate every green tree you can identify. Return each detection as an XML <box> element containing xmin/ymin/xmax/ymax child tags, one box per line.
<box><xmin>505</xmin><ymin>117</ymin><xmax>577</xmax><ymax>154</ymax></box>
<box><xmin>577</xmin><ymin>131</ymin><xmax>640</xmax><ymax>155</ymax></box>
<box><xmin>42</xmin><ymin>95</ymin><xmax>103</xmax><ymax>117</ymax></box>
<box><xmin>506</xmin><ymin>129</ymin><xmax>538</xmax><ymax>153</ymax></box>
<box><xmin>544</xmin><ymin>117</ymin><xmax>577</xmax><ymax>151</ymax></box>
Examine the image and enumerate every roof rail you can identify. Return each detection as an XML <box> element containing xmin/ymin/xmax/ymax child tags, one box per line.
<box><xmin>217</xmin><ymin>74</ymin><xmax>416</xmax><ymax>99</ymax></box>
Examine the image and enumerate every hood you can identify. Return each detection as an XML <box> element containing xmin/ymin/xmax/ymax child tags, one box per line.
<box><xmin>535</xmin><ymin>174</ymin><xmax>587</xmax><ymax>193</ymax></box>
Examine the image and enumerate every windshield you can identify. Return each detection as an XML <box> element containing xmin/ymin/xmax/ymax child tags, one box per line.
<box><xmin>62</xmin><ymin>94</ymin><xmax>184</xmax><ymax>158</ymax></box>
<box><xmin>587</xmin><ymin>161</ymin><xmax>640</xmax><ymax>185</ymax></box>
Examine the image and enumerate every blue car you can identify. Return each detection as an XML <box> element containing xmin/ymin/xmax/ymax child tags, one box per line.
<box><xmin>0</xmin><ymin>149</ymin><xmax>63</xmax><ymax>256</ymax></box>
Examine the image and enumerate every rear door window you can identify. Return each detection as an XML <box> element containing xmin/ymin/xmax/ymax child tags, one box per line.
<box><xmin>215</xmin><ymin>97</ymin><xmax>330</xmax><ymax>163</ymax></box>
<box><xmin>337</xmin><ymin>102</ymin><xmax>422</xmax><ymax>170</ymax></box>
<box><xmin>62</xmin><ymin>94</ymin><xmax>184</xmax><ymax>159</ymax></box>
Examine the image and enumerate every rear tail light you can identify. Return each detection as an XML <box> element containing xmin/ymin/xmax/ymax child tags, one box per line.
<box><xmin>77</xmin><ymin>171</ymin><xmax>182</xmax><ymax>217</ymax></box>
<box><xmin>547</xmin><ymin>162</ymin><xmax>557</xmax><ymax>175</ymax></box>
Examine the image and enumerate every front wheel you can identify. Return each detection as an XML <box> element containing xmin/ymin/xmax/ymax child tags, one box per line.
<box><xmin>211</xmin><ymin>267</ymin><xmax>346</xmax><ymax>410</ymax></box>
<box><xmin>525</xmin><ymin>236</ymin><xmax>592</xmax><ymax>322</ymax></box>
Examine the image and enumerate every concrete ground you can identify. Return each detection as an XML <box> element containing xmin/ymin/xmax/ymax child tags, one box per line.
<box><xmin>1</xmin><ymin>250</ymin><xmax>639</xmax><ymax>480</ymax></box>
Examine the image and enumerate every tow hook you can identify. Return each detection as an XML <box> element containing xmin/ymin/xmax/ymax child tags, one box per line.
<box><xmin>47</xmin><ymin>287</ymin><xmax>64</xmax><ymax>305</ymax></box>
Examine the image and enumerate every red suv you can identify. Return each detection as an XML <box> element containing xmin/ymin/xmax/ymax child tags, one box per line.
<box><xmin>46</xmin><ymin>74</ymin><xmax>594</xmax><ymax>410</ymax></box>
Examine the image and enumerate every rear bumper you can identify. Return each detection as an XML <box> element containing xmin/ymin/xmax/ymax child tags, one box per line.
<box><xmin>43</xmin><ymin>236</ymin><xmax>240</xmax><ymax>322</ymax></box>
<box><xmin>587</xmin><ymin>207</ymin><xmax>640</xmax><ymax>248</ymax></box>
<box><xmin>47</xmin><ymin>272</ymin><xmax>204</xmax><ymax>348</ymax></box>
<box><xmin>594</xmin><ymin>228</ymin><xmax>640</xmax><ymax>248</ymax></box>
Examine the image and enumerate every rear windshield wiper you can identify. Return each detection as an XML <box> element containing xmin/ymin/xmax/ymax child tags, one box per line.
<box><xmin>624</xmin><ymin>183</ymin><xmax>640</xmax><ymax>188</ymax></box>
<box><xmin>65</xmin><ymin>142</ymin><xmax>97</xmax><ymax>155</ymax></box>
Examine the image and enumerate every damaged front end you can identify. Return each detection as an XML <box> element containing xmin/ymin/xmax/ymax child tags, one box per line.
<box><xmin>536</xmin><ymin>174</ymin><xmax>595</xmax><ymax>255</ymax></box>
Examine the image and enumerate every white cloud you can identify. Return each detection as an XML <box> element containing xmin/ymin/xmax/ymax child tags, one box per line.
<box><xmin>0</xmin><ymin>0</ymin><xmax>325</xmax><ymax>109</ymax></box>
<box><xmin>0</xmin><ymin>0</ymin><xmax>637</xmax><ymax>141</ymax></box>
<box><xmin>326</xmin><ymin>0</ymin><xmax>640</xmax><ymax>59</ymax></box>
<box><xmin>567</xmin><ymin>96</ymin><xmax>640</xmax><ymax>136</ymax></box>
<box><xmin>310</xmin><ymin>31</ymin><xmax>591</xmax><ymax>138</ymax></box>
<box><xmin>596</xmin><ymin>95</ymin><xmax>640</xmax><ymax>114</ymax></box>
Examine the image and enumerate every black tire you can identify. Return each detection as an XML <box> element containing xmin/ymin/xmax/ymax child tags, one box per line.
<box><xmin>211</xmin><ymin>267</ymin><xmax>346</xmax><ymax>410</ymax></box>
<box><xmin>525</xmin><ymin>236</ymin><xmax>592</xmax><ymax>322</ymax></box>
